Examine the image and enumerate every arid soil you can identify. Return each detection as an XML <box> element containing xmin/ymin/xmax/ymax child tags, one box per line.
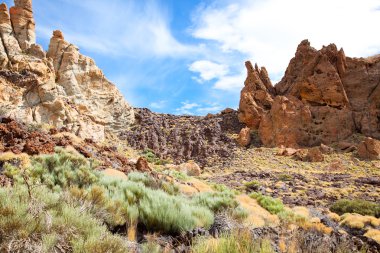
<box><xmin>205</xmin><ymin>147</ymin><xmax>380</xmax><ymax>207</ymax></box>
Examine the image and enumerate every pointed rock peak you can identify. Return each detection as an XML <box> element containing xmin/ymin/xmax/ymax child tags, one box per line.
<box><xmin>52</xmin><ymin>30</ymin><xmax>64</xmax><ymax>40</ymax></box>
<box><xmin>298</xmin><ymin>39</ymin><xmax>310</xmax><ymax>48</ymax></box>
<box><xmin>9</xmin><ymin>0</ymin><xmax>36</xmax><ymax>50</ymax></box>
<box><xmin>14</xmin><ymin>0</ymin><xmax>33</xmax><ymax>11</ymax></box>
<box><xmin>0</xmin><ymin>3</ymin><xmax>7</xmax><ymax>11</ymax></box>
<box><xmin>245</xmin><ymin>61</ymin><xmax>254</xmax><ymax>72</ymax></box>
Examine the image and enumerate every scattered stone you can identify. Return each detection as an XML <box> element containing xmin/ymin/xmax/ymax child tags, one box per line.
<box><xmin>319</xmin><ymin>143</ymin><xmax>334</xmax><ymax>154</ymax></box>
<box><xmin>136</xmin><ymin>157</ymin><xmax>151</xmax><ymax>172</ymax></box>
<box><xmin>277</xmin><ymin>147</ymin><xmax>299</xmax><ymax>156</ymax></box>
<box><xmin>179</xmin><ymin>161</ymin><xmax>202</xmax><ymax>176</ymax></box>
<box><xmin>305</xmin><ymin>147</ymin><xmax>324</xmax><ymax>162</ymax></box>
<box><xmin>357</xmin><ymin>137</ymin><xmax>380</xmax><ymax>160</ymax></box>
<box><xmin>237</xmin><ymin>127</ymin><xmax>251</xmax><ymax>147</ymax></box>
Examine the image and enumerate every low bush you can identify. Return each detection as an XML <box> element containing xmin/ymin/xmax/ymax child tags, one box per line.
<box><xmin>192</xmin><ymin>191</ymin><xmax>238</xmax><ymax>213</ymax></box>
<box><xmin>100</xmin><ymin>176</ymin><xmax>214</xmax><ymax>233</ymax></box>
<box><xmin>250</xmin><ymin>193</ymin><xmax>284</xmax><ymax>215</ymax></box>
<box><xmin>231</xmin><ymin>206</ymin><xmax>249</xmax><ymax>221</ymax></box>
<box><xmin>0</xmin><ymin>186</ymin><xmax>129</xmax><ymax>253</ymax></box>
<box><xmin>4</xmin><ymin>147</ymin><xmax>100</xmax><ymax>191</ymax></box>
<box><xmin>244</xmin><ymin>180</ymin><xmax>260</xmax><ymax>191</ymax></box>
<box><xmin>192</xmin><ymin>229</ymin><xmax>274</xmax><ymax>253</ymax></box>
<box><xmin>278</xmin><ymin>174</ymin><xmax>293</xmax><ymax>182</ymax></box>
<box><xmin>1</xmin><ymin>149</ymin><xmax>243</xmax><ymax>235</ymax></box>
<box><xmin>330</xmin><ymin>199</ymin><xmax>380</xmax><ymax>218</ymax></box>
<box><xmin>142</xmin><ymin>149</ymin><xmax>170</xmax><ymax>165</ymax></box>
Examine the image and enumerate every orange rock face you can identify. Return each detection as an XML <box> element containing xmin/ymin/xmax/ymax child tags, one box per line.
<box><xmin>357</xmin><ymin>137</ymin><xmax>380</xmax><ymax>160</ymax></box>
<box><xmin>239</xmin><ymin>40</ymin><xmax>380</xmax><ymax>147</ymax></box>
<box><xmin>238</xmin><ymin>61</ymin><xmax>274</xmax><ymax>129</ymax></box>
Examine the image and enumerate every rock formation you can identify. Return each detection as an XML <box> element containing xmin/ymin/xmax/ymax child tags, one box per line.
<box><xmin>0</xmin><ymin>0</ymin><xmax>134</xmax><ymax>142</ymax></box>
<box><xmin>239</xmin><ymin>40</ymin><xmax>380</xmax><ymax>148</ymax></box>
<box><xmin>121</xmin><ymin>108</ymin><xmax>244</xmax><ymax>167</ymax></box>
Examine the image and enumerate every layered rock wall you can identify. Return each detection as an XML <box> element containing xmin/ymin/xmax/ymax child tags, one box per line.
<box><xmin>0</xmin><ymin>0</ymin><xmax>134</xmax><ymax>142</ymax></box>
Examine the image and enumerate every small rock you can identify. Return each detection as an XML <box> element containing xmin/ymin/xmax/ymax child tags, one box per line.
<box><xmin>305</xmin><ymin>147</ymin><xmax>324</xmax><ymax>162</ymax></box>
<box><xmin>237</xmin><ymin>127</ymin><xmax>251</xmax><ymax>147</ymax></box>
<box><xmin>357</xmin><ymin>137</ymin><xmax>380</xmax><ymax>160</ymax></box>
<box><xmin>136</xmin><ymin>157</ymin><xmax>151</xmax><ymax>172</ymax></box>
<box><xmin>179</xmin><ymin>161</ymin><xmax>202</xmax><ymax>176</ymax></box>
<box><xmin>277</xmin><ymin>147</ymin><xmax>299</xmax><ymax>156</ymax></box>
<box><xmin>319</xmin><ymin>143</ymin><xmax>334</xmax><ymax>154</ymax></box>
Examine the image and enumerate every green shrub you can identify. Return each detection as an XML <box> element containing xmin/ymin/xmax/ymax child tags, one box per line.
<box><xmin>330</xmin><ymin>199</ymin><xmax>380</xmax><ymax>218</ymax></box>
<box><xmin>2</xmin><ymin>150</ymin><xmax>242</xmax><ymax>235</ymax></box>
<box><xmin>277</xmin><ymin>210</ymin><xmax>306</xmax><ymax>225</ymax></box>
<box><xmin>250</xmin><ymin>193</ymin><xmax>284</xmax><ymax>215</ymax></box>
<box><xmin>100</xmin><ymin>176</ymin><xmax>214</xmax><ymax>233</ymax></box>
<box><xmin>163</xmin><ymin>169</ymin><xmax>189</xmax><ymax>181</ymax></box>
<box><xmin>4</xmin><ymin>147</ymin><xmax>100</xmax><ymax>191</ymax></box>
<box><xmin>278</xmin><ymin>174</ymin><xmax>293</xmax><ymax>182</ymax></box>
<box><xmin>231</xmin><ymin>206</ymin><xmax>249</xmax><ymax>221</ymax></box>
<box><xmin>244</xmin><ymin>180</ymin><xmax>260</xmax><ymax>191</ymax></box>
<box><xmin>192</xmin><ymin>191</ymin><xmax>238</xmax><ymax>213</ymax></box>
<box><xmin>142</xmin><ymin>149</ymin><xmax>170</xmax><ymax>165</ymax></box>
<box><xmin>0</xmin><ymin>186</ymin><xmax>129</xmax><ymax>253</ymax></box>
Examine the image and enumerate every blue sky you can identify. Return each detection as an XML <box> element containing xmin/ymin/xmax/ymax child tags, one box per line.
<box><xmin>4</xmin><ymin>0</ymin><xmax>380</xmax><ymax>115</ymax></box>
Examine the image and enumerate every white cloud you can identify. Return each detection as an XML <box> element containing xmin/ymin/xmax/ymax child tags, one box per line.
<box><xmin>189</xmin><ymin>60</ymin><xmax>229</xmax><ymax>82</ymax></box>
<box><xmin>175</xmin><ymin>101</ymin><xmax>224</xmax><ymax>115</ymax></box>
<box><xmin>175</xmin><ymin>101</ymin><xmax>200</xmax><ymax>115</ymax></box>
<box><xmin>149</xmin><ymin>100</ymin><xmax>167</xmax><ymax>109</ymax></box>
<box><xmin>196</xmin><ymin>104</ymin><xmax>223</xmax><ymax>113</ymax></box>
<box><xmin>214</xmin><ymin>73</ymin><xmax>245</xmax><ymax>91</ymax></box>
<box><xmin>191</xmin><ymin>0</ymin><xmax>380</xmax><ymax>84</ymax></box>
<box><xmin>37</xmin><ymin>0</ymin><xmax>200</xmax><ymax>58</ymax></box>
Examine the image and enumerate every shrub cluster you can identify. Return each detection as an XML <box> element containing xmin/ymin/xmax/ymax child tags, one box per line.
<box><xmin>0</xmin><ymin>186</ymin><xmax>129</xmax><ymax>253</ymax></box>
<box><xmin>1</xmin><ymin>148</ymin><xmax>246</xmax><ymax>236</ymax></box>
<box><xmin>192</xmin><ymin>229</ymin><xmax>273</xmax><ymax>253</ymax></box>
<box><xmin>250</xmin><ymin>193</ymin><xmax>284</xmax><ymax>215</ymax></box>
<box><xmin>330</xmin><ymin>199</ymin><xmax>380</xmax><ymax>218</ymax></box>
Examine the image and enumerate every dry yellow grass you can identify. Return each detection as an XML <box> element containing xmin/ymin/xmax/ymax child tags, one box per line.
<box><xmin>236</xmin><ymin>194</ymin><xmax>279</xmax><ymax>227</ymax></box>
<box><xmin>102</xmin><ymin>168</ymin><xmax>128</xmax><ymax>180</ymax></box>
<box><xmin>327</xmin><ymin>212</ymin><xmax>341</xmax><ymax>222</ymax></box>
<box><xmin>292</xmin><ymin>206</ymin><xmax>310</xmax><ymax>219</ymax></box>
<box><xmin>0</xmin><ymin>152</ymin><xmax>30</xmax><ymax>168</ymax></box>
<box><xmin>53</xmin><ymin>132</ymin><xmax>83</xmax><ymax>145</ymax></box>
<box><xmin>364</xmin><ymin>229</ymin><xmax>380</xmax><ymax>244</ymax></box>
<box><xmin>340</xmin><ymin>213</ymin><xmax>380</xmax><ymax>230</ymax></box>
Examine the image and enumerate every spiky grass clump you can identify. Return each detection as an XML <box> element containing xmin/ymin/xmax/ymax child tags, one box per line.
<box><xmin>0</xmin><ymin>186</ymin><xmax>129</xmax><ymax>253</ymax></box>
<box><xmin>192</xmin><ymin>191</ymin><xmax>238</xmax><ymax>213</ymax></box>
<box><xmin>2</xmin><ymin>149</ymin><xmax>245</xmax><ymax>235</ymax></box>
<box><xmin>4</xmin><ymin>148</ymin><xmax>100</xmax><ymax>191</ymax></box>
<box><xmin>192</xmin><ymin>229</ymin><xmax>274</xmax><ymax>253</ymax></box>
<box><xmin>100</xmin><ymin>176</ymin><xmax>214</xmax><ymax>233</ymax></box>
<box><xmin>250</xmin><ymin>193</ymin><xmax>284</xmax><ymax>215</ymax></box>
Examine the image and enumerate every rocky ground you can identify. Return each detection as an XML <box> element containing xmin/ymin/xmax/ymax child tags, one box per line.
<box><xmin>205</xmin><ymin>146</ymin><xmax>380</xmax><ymax>208</ymax></box>
<box><xmin>121</xmin><ymin>108</ymin><xmax>243</xmax><ymax>167</ymax></box>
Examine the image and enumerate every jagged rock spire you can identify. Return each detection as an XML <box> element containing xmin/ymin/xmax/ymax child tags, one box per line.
<box><xmin>10</xmin><ymin>0</ymin><xmax>36</xmax><ymax>51</ymax></box>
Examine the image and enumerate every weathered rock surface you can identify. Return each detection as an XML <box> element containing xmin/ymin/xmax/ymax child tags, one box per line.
<box><xmin>121</xmin><ymin>108</ymin><xmax>244</xmax><ymax>167</ymax></box>
<box><xmin>0</xmin><ymin>1</ymin><xmax>134</xmax><ymax>142</ymax></box>
<box><xmin>357</xmin><ymin>137</ymin><xmax>380</xmax><ymax>160</ymax></box>
<box><xmin>238</xmin><ymin>61</ymin><xmax>274</xmax><ymax>129</ymax></box>
<box><xmin>0</xmin><ymin>117</ymin><xmax>139</xmax><ymax>171</ymax></box>
<box><xmin>237</xmin><ymin>127</ymin><xmax>251</xmax><ymax>147</ymax></box>
<box><xmin>10</xmin><ymin>0</ymin><xmax>36</xmax><ymax>51</ymax></box>
<box><xmin>239</xmin><ymin>40</ymin><xmax>380</xmax><ymax>147</ymax></box>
